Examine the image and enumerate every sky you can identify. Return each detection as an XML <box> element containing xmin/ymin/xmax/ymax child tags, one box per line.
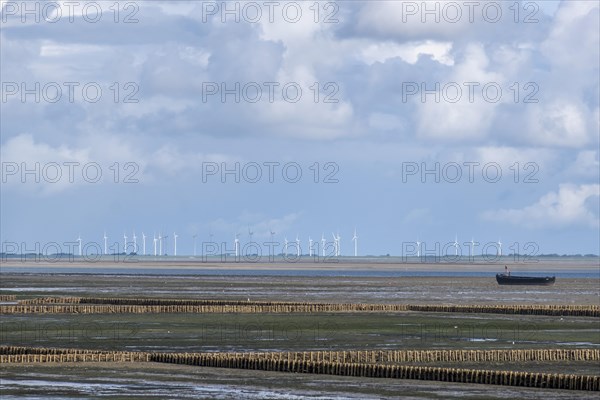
<box><xmin>1</xmin><ymin>0</ymin><xmax>599</xmax><ymax>257</ymax></box>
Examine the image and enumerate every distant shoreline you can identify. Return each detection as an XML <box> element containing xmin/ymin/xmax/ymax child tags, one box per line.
<box><xmin>1</xmin><ymin>258</ymin><xmax>599</xmax><ymax>272</ymax></box>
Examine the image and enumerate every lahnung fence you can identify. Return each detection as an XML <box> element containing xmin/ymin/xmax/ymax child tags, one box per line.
<box><xmin>3</xmin><ymin>346</ymin><xmax>597</xmax><ymax>363</ymax></box>
<box><xmin>4</xmin><ymin>297</ymin><xmax>599</xmax><ymax>317</ymax></box>
<box><xmin>1</xmin><ymin>346</ymin><xmax>598</xmax><ymax>391</ymax></box>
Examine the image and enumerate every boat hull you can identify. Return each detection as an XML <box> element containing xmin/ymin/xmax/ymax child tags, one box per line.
<box><xmin>496</xmin><ymin>274</ymin><xmax>555</xmax><ymax>286</ymax></box>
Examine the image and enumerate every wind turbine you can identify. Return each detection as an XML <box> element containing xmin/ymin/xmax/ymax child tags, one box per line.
<box><xmin>352</xmin><ymin>228</ymin><xmax>358</xmax><ymax>257</ymax></box>
<box><xmin>470</xmin><ymin>237</ymin><xmax>475</xmax><ymax>257</ymax></box>
<box><xmin>248</xmin><ymin>226</ymin><xmax>254</xmax><ymax>243</ymax></box>
<box><xmin>453</xmin><ymin>235</ymin><xmax>458</xmax><ymax>256</ymax></box>
<box><xmin>308</xmin><ymin>236</ymin><xmax>313</xmax><ymax>257</ymax></box>
<box><xmin>158</xmin><ymin>233</ymin><xmax>162</xmax><ymax>256</ymax></box>
<box><xmin>123</xmin><ymin>232</ymin><xmax>127</xmax><ymax>254</ymax></box>
<box><xmin>321</xmin><ymin>233</ymin><xmax>326</xmax><ymax>257</ymax></box>
<box><xmin>153</xmin><ymin>233</ymin><xmax>157</xmax><ymax>256</ymax></box>
<box><xmin>284</xmin><ymin>237</ymin><xmax>289</xmax><ymax>255</ymax></box>
<box><xmin>142</xmin><ymin>232</ymin><xmax>146</xmax><ymax>256</ymax></box>
<box><xmin>234</xmin><ymin>233</ymin><xmax>240</xmax><ymax>257</ymax></box>
<box><xmin>173</xmin><ymin>232</ymin><xmax>178</xmax><ymax>256</ymax></box>
<box><xmin>77</xmin><ymin>234</ymin><xmax>82</xmax><ymax>256</ymax></box>
<box><xmin>416</xmin><ymin>238</ymin><xmax>421</xmax><ymax>257</ymax></box>
<box><xmin>132</xmin><ymin>231</ymin><xmax>137</xmax><ymax>254</ymax></box>
<box><xmin>296</xmin><ymin>235</ymin><xmax>300</xmax><ymax>257</ymax></box>
<box><xmin>332</xmin><ymin>233</ymin><xmax>340</xmax><ymax>257</ymax></box>
<box><xmin>269</xmin><ymin>229</ymin><xmax>275</xmax><ymax>242</ymax></box>
<box><xmin>497</xmin><ymin>238</ymin><xmax>502</xmax><ymax>257</ymax></box>
<box><xmin>103</xmin><ymin>231</ymin><xmax>107</xmax><ymax>255</ymax></box>
<box><xmin>193</xmin><ymin>234</ymin><xmax>197</xmax><ymax>257</ymax></box>
<box><xmin>163</xmin><ymin>234</ymin><xmax>169</xmax><ymax>255</ymax></box>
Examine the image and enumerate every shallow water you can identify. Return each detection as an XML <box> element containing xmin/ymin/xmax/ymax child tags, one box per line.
<box><xmin>1</xmin><ymin>267</ymin><xmax>598</xmax><ymax>278</ymax></box>
<box><xmin>2</xmin><ymin>364</ymin><xmax>598</xmax><ymax>400</ymax></box>
<box><xmin>1</xmin><ymin>265</ymin><xmax>598</xmax><ymax>398</ymax></box>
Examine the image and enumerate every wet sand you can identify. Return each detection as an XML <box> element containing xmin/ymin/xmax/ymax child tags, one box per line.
<box><xmin>2</xmin><ymin>362</ymin><xmax>598</xmax><ymax>400</ymax></box>
<box><xmin>1</xmin><ymin>272</ymin><xmax>598</xmax><ymax>305</ymax></box>
<box><xmin>1</xmin><ymin>260</ymin><xmax>598</xmax><ymax>399</ymax></box>
<box><xmin>1</xmin><ymin>258</ymin><xmax>599</xmax><ymax>272</ymax></box>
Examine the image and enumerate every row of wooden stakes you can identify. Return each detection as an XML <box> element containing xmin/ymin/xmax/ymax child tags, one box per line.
<box><xmin>0</xmin><ymin>294</ymin><xmax>17</xmax><ymax>301</ymax></box>
<box><xmin>2</xmin><ymin>346</ymin><xmax>598</xmax><ymax>364</ymax></box>
<box><xmin>1</xmin><ymin>346</ymin><xmax>598</xmax><ymax>391</ymax></box>
<box><xmin>152</xmin><ymin>353</ymin><xmax>599</xmax><ymax>391</ymax></box>
<box><xmin>5</xmin><ymin>297</ymin><xmax>599</xmax><ymax>317</ymax></box>
<box><xmin>19</xmin><ymin>297</ymin><xmax>310</xmax><ymax>306</ymax></box>
<box><xmin>208</xmin><ymin>349</ymin><xmax>600</xmax><ymax>364</ymax></box>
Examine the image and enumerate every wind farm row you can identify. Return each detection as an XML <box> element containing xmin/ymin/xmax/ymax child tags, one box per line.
<box><xmin>415</xmin><ymin>236</ymin><xmax>503</xmax><ymax>257</ymax></box>
<box><xmin>76</xmin><ymin>229</ymin><xmax>357</xmax><ymax>257</ymax></box>
<box><xmin>70</xmin><ymin>230</ymin><xmax>505</xmax><ymax>258</ymax></box>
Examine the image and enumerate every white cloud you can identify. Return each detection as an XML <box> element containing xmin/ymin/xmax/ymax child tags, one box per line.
<box><xmin>39</xmin><ymin>43</ymin><xmax>109</xmax><ymax>58</ymax></box>
<box><xmin>542</xmin><ymin>1</ymin><xmax>599</xmax><ymax>68</ymax></box>
<box><xmin>254</xmin><ymin>64</ymin><xmax>355</xmax><ymax>139</ymax></box>
<box><xmin>360</xmin><ymin>40</ymin><xmax>454</xmax><ymax>66</ymax></box>
<box><xmin>525</xmin><ymin>101</ymin><xmax>591</xmax><ymax>148</ymax></box>
<box><xmin>474</xmin><ymin>146</ymin><xmax>557</xmax><ymax>176</ymax></box>
<box><xmin>415</xmin><ymin>43</ymin><xmax>503</xmax><ymax>141</ymax></box>
<box><xmin>258</xmin><ymin>97</ymin><xmax>354</xmax><ymax>139</ymax></box>
<box><xmin>0</xmin><ymin>134</ymin><xmax>91</xmax><ymax>194</ymax></box>
<box><xmin>355</xmin><ymin>1</ymin><xmax>474</xmax><ymax>40</ymax></box>
<box><xmin>179</xmin><ymin>46</ymin><xmax>210</xmax><ymax>67</ymax></box>
<box><xmin>538</xmin><ymin>1</ymin><xmax>562</xmax><ymax>17</ymax></box>
<box><xmin>119</xmin><ymin>95</ymin><xmax>196</xmax><ymax>118</ymax></box>
<box><xmin>482</xmin><ymin>183</ymin><xmax>600</xmax><ymax>228</ymax></box>
<box><xmin>258</xmin><ymin>2</ymin><xmax>323</xmax><ymax>45</ymax></box>
<box><xmin>416</xmin><ymin>100</ymin><xmax>496</xmax><ymax>141</ymax></box>
<box><xmin>150</xmin><ymin>1</ymin><xmax>198</xmax><ymax>17</ymax></box>
<box><xmin>368</xmin><ymin>112</ymin><xmax>406</xmax><ymax>132</ymax></box>
<box><xmin>0</xmin><ymin>134</ymin><xmax>236</xmax><ymax>193</ymax></box>
<box><xmin>148</xmin><ymin>145</ymin><xmax>233</xmax><ymax>177</ymax></box>
<box><xmin>1</xmin><ymin>133</ymin><xmax>88</xmax><ymax>163</ymax></box>
<box><xmin>1</xmin><ymin>0</ymin><xmax>598</xmax><ymax>254</ymax></box>
<box><xmin>566</xmin><ymin>150</ymin><xmax>600</xmax><ymax>178</ymax></box>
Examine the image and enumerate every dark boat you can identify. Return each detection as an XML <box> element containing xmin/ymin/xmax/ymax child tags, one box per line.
<box><xmin>496</xmin><ymin>274</ymin><xmax>555</xmax><ymax>286</ymax></box>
